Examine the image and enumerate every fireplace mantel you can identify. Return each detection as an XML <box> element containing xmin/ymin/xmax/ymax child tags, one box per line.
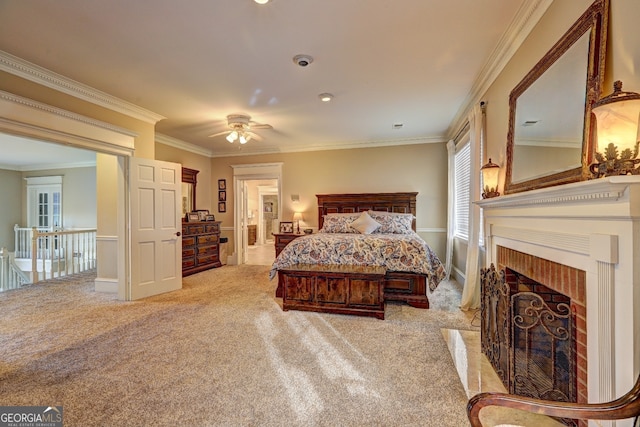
<box><xmin>477</xmin><ymin>176</ymin><xmax>640</xmax><ymax>422</ymax></box>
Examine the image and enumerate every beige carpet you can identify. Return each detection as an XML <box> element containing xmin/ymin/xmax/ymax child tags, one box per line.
<box><xmin>0</xmin><ymin>265</ymin><xmax>477</xmax><ymax>426</ymax></box>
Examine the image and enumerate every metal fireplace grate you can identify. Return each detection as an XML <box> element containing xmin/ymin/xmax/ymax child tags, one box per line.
<box><xmin>481</xmin><ymin>265</ymin><xmax>577</xmax><ymax>426</ymax></box>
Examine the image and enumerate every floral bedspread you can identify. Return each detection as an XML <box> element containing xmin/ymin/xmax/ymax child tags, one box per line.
<box><xmin>269</xmin><ymin>232</ymin><xmax>447</xmax><ymax>291</ymax></box>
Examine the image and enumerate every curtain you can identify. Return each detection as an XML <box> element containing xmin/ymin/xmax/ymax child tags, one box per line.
<box><xmin>460</xmin><ymin>103</ymin><xmax>484</xmax><ymax>311</ymax></box>
<box><xmin>444</xmin><ymin>139</ymin><xmax>456</xmax><ymax>280</ymax></box>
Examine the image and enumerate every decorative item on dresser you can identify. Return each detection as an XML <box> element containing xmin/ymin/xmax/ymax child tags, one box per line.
<box><xmin>182</xmin><ymin>221</ymin><xmax>222</xmax><ymax>276</ymax></box>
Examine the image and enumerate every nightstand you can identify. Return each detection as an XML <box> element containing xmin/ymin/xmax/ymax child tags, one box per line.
<box><xmin>273</xmin><ymin>233</ymin><xmax>305</xmax><ymax>257</ymax></box>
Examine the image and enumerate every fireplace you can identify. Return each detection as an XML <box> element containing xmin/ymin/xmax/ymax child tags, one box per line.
<box><xmin>477</xmin><ymin>176</ymin><xmax>640</xmax><ymax>427</ymax></box>
<box><xmin>481</xmin><ymin>260</ymin><xmax>580</xmax><ymax>426</ymax></box>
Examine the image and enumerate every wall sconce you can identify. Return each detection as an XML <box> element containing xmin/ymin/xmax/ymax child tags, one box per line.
<box><xmin>590</xmin><ymin>80</ymin><xmax>640</xmax><ymax>178</ymax></box>
<box><xmin>481</xmin><ymin>158</ymin><xmax>500</xmax><ymax>198</ymax></box>
<box><xmin>292</xmin><ymin>212</ymin><xmax>303</xmax><ymax>234</ymax></box>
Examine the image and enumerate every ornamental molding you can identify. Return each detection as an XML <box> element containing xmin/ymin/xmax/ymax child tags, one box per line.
<box><xmin>477</xmin><ymin>177</ymin><xmax>640</xmax><ymax>209</ymax></box>
<box><xmin>0</xmin><ymin>90</ymin><xmax>137</xmax><ymax>138</ymax></box>
<box><xmin>0</xmin><ymin>50</ymin><xmax>165</xmax><ymax>124</ymax></box>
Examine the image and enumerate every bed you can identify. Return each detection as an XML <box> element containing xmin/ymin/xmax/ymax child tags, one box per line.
<box><xmin>270</xmin><ymin>193</ymin><xmax>446</xmax><ymax>313</ymax></box>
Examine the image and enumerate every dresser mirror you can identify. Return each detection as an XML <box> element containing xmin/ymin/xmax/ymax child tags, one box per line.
<box><xmin>181</xmin><ymin>167</ymin><xmax>198</xmax><ymax>217</ymax></box>
<box><xmin>504</xmin><ymin>0</ymin><xmax>608</xmax><ymax>194</ymax></box>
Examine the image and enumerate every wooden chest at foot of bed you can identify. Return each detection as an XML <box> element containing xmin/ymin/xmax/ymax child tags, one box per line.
<box><xmin>279</xmin><ymin>264</ymin><xmax>386</xmax><ymax>320</ymax></box>
<box><xmin>383</xmin><ymin>272</ymin><xmax>429</xmax><ymax>309</ymax></box>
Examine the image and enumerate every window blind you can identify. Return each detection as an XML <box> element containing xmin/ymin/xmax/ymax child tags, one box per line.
<box><xmin>454</xmin><ymin>139</ymin><xmax>471</xmax><ymax>240</ymax></box>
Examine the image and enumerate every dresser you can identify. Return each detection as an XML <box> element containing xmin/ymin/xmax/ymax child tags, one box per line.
<box><xmin>247</xmin><ymin>224</ymin><xmax>257</xmax><ymax>246</ymax></box>
<box><xmin>182</xmin><ymin>221</ymin><xmax>222</xmax><ymax>276</ymax></box>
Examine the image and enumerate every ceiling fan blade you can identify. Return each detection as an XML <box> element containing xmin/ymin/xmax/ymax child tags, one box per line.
<box><xmin>249</xmin><ymin>122</ymin><xmax>273</xmax><ymax>130</ymax></box>
<box><xmin>246</xmin><ymin>131</ymin><xmax>263</xmax><ymax>141</ymax></box>
<box><xmin>207</xmin><ymin>131</ymin><xmax>228</xmax><ymax>138</ymax></box>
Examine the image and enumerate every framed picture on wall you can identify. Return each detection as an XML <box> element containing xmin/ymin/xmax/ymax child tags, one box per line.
<box><xmin>218</xmin><ymin>190</ymin><xmax>226</xmax><ymax>201</ymax></box>
<box><xmin>279</xmin><ymin>221</ymin><xmax>294</xmax><ymax>234</ymax></box>
<box><xmin>218</xmin><ymin>179</ymin><xmax>226</xmax><ymax>190</ymax></box>
<box><xmin>218</xmin><ymin>202</ymin><xmax>226</xmax><ymax>213</ymax></box>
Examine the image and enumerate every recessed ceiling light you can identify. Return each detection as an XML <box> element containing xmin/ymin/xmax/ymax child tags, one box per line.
<box><xmin>254</xmin><ymin>0</ymin><xmax>269</xmax><ymax>4</ymax></box>
<box><xmin>318</xmin><ymin>93</ymin><xmax>334</xmax><ymax>102</ymax></box>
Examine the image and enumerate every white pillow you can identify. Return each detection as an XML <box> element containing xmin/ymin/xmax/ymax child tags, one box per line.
<box><xmin>350</xmin><ymin>211</ymin><xmax>381</xmax><ymax>234</ymax></box>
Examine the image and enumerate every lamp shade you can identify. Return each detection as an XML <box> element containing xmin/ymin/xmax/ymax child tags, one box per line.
<box><xmin>292</xmin><ymin>212</ymin><xmax>303</xmax><ymax>221</ymax></box>
<box><xmin>592</xmin><ymin>81</ymin><xmax>640</xmax><ymax>155</ymax></box>
<box><xmin>481</xmin><ymin>158</ymin><xmax>500</xmax><ymax>198</ymax></box>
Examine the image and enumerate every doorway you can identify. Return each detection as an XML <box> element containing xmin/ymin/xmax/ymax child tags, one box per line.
<box><xmin>244</xmin><ymin>180</ymin><xmax>278</xmax><ymax>265</ymax></box>
<box><xmin>232</xmin><ymin>163</ymin><xmax>282</xmax><ymax>266</ymax></box>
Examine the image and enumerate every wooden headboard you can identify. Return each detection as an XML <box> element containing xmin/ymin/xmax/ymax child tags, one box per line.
<box><xmin>317</xmin><ymin>192</ymin><xmax>418</xmax><ymax>231</ymax></box>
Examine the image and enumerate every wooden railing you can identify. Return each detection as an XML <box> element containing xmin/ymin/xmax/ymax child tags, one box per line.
<box><xmin>0</xmin><ymin>248</ymin><xmax>31</xmax><ymax>291</ymax></box>
<box><xmin>14</xmin><ymin>225</ymin><xmax>52</xmax><ymax>258</ymax></box>
<box><xmin>12</xmin><ymin>225</ymin><xmax>97</xmax><ymax>283</ymax></box>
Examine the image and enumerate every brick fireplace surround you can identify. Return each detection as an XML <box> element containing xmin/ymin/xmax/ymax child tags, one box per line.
<box><xmin>478</xmin><ymin>176</ymin><xmax>640</xmax><ymax>427</ymax></box>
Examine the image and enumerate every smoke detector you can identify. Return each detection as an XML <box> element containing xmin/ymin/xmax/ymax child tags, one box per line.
<box><xmin>293</xmin><ymin>54</ymin><xmax>313</xmax><ymax>67</ymax></box>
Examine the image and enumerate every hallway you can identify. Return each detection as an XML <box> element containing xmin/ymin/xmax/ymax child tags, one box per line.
<box><xmin>245</xmin><ymin>242</ymin><xmax>275</xmax><ymax>266</ymax></box>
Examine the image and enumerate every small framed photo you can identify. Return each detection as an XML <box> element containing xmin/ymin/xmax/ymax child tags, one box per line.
<box><xmin>188</xmin><ymin>212</ymin><xmax>200</xmax><ymax>222</ymax></box>
<box><xmin>218</xmin><ymin>179</ymin><xmax>226</xmax><ymax>190</ymax></box>
<box><xmin>205</xmin><ymin>214</ymin><xmax>215</xmax><ymax>221</ymax></box>
<box><xmin>218</xmin><ymin>202</ymin><xmax>226</xmax><ymax>213</ymax></box>
<box><xmin>279</xmin><ymin>221</ymin><xmax>294</xmax><ymax>234</ymax></box>
<box><xmin>264</xmin><ymin>202</ymin><xmax>273</xmax><ymax>213</ymax></box>
<box><xmin>197</xmin><ymin>210</ymin><xmax>209</xmax><ymax>221</ymax></box>
<box><xmin>218</xmin><ymin>190</ymin><xmax>226</xmax><ymax>201</ymax></box>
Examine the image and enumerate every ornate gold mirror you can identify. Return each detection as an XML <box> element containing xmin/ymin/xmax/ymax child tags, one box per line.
<box><xmin>181</xmin><ymin>167</ymin><xmax>198</xmax><ymax>217</ymax></box>
<box><xmin>504</xmin><ymin>0</ymin><xmax>608</xmax><ymax>194</ymax></box>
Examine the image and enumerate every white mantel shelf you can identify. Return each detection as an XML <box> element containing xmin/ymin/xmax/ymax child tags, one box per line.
<box><xmin>477</xmin><ymin>175</ymin><xmax>640</xmax><ymax>214</ymax></box>
<box><xmin>478</xmin><ymin>176</ymin><xmax>640</xmax><ymax>427</ymax></box>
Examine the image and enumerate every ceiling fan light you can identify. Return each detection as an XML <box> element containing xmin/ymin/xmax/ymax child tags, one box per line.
<box><xmin>239</xmin><ymin>133</ymin><xmax>250</xmax><ymax>144</ymax></box>
<box><xmin>226</xmin><ymin>131</ymin><xmax>238</xmax><ymax>143</ymax></box>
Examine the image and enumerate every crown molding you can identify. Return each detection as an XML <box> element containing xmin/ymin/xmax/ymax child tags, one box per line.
<box><xmin>0</xmin><ymin>160</ymin><xmax>97</xmax><ymax>172</ymax></box>
<box><xmin>155</xmin><ymin>133</ymin><xmax>213</xmax><ymax>158</ymax></box>
<box><xmin>0</xmin><ymin>50</ymin><xmax>166</xmax><ymax>125</ymax></box>
<box><xmin>210</xmin><ymin>135</ymin><xmax>447</xmax><ymax>158</ymax></box>
<box><xmin>445</xmin><ymin>0</ymin><xmax>553</xmax><ymax>139</ymax></box>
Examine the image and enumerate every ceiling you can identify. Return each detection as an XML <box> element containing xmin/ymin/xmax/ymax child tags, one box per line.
<box><xmin>0</xmin><ymin>0</ymin><xmax>542</xmax><ymax>163</ymax></box>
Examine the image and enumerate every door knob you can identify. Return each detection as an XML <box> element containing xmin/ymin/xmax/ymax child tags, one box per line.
<box><xmin>175</xmin><ymin>232</ymin><xmax>181</xmax><ymax>237</ymax></box>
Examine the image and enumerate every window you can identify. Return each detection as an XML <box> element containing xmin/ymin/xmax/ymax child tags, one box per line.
<box><xmin>454</xmin><ymin>135</ymin><xmax>471</xmax><ymax>240</ymax></box>
<box><xmin>26</xmin><ymin>176</ymin><xmax>62</xmax><ymax>228</ymax></box>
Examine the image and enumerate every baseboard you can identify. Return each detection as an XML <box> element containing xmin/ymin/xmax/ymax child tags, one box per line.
<box><xmin>451</xmin><ymin>266</ymin><xmax>465</xmax><ymax>285</ymax></box>
<box><xmin>94</xmin><ymin>277</ymin><xmax>118</xmax><ymax>293</ymax></box>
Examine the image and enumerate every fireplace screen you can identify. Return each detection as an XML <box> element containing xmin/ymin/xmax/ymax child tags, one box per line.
<box><xmin>481</xmin><ymin>265</ymin><xmax>576</xmax><ymax>425</ymax></box>
<box><xmin>511</xmin><ymin>291</ymin><xmax>574</xmax><ymax>402</ymax></box>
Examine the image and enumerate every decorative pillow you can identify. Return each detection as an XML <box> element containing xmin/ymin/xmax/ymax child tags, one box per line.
<box><xmin>368</xmin><ymin>211</ymin><xmax>415</xmax><ymax>234</ymax></box>
<box><xmin>319</xmin><ymin>213</ymin><xmax>361</xmax><ymax>233</ymax></box>
<box><xmin>349</xmin><ymin>211</ymin><xmax>381</xmax><ymax>234</ymax></box>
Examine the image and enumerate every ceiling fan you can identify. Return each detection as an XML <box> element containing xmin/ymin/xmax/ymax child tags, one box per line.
<box><xmin>208</xmin><ymin>114</ymin><xmax>273</xmax><ymax>144</ymax></box>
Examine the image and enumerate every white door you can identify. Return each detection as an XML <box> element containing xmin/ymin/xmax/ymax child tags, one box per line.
<box><xmin>129</xmin><ymin>157</ymin><xmax>182</xmax><ymax>300</ymax></box>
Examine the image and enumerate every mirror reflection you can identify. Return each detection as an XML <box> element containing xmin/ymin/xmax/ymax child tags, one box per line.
<box><xmin>182</xmin><ymin>182</ymin><xmax>193</xmax><ymax>216</ymax></box>
<box><xmin>181</xmin><ymin>167</ymin><xmax>198</xmax><ymax>217</ymax></box>
<box><xmin>504</xmin><ymin>0</ymin><xmax>608</xmax><ymax>194</ymax></box>
<box><xmin>511</xmin><ymin>32</ymin><xmax>589</xmax><ymax>184</ymax></box>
